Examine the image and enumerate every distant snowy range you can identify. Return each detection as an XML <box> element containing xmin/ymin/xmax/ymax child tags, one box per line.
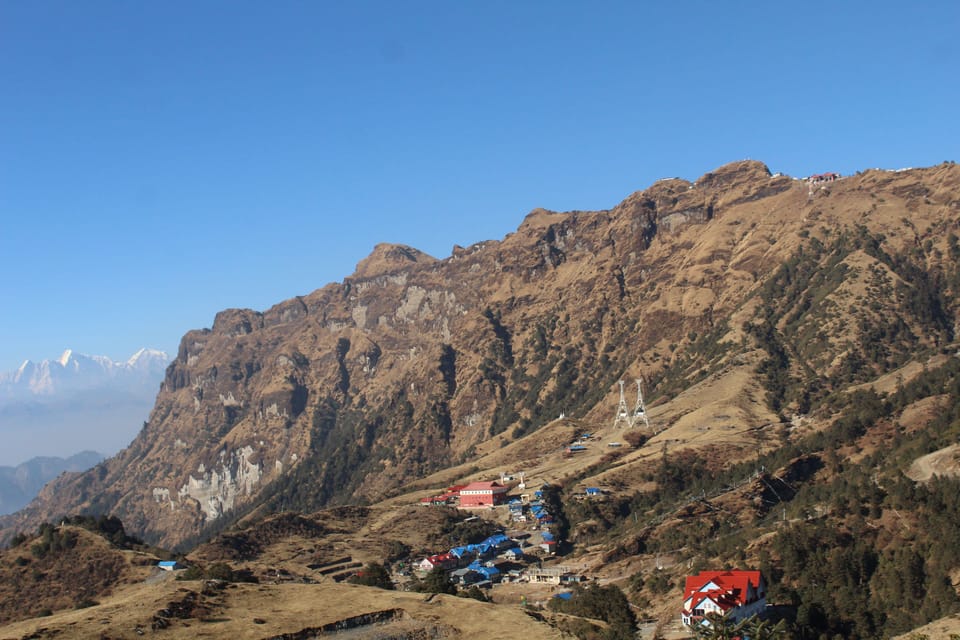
<box><xmin>0</xmin><ymin>348</ymin><xmax>168</xmax><ymax>514</ymax></box>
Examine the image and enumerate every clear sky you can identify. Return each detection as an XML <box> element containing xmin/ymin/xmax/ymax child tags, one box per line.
<box><xmin>1</xmin><ymin>1</ymin><xmax>958</xmax><ymax>370</ymax></box>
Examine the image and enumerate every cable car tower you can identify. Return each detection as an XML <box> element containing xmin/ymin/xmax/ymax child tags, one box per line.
<box><xmin>631</xmin><ymin>378</ymin><xmax>650</xmax><ymax>430</ymax></box>
<box><xmin>613</xmin><ymin>377</ymin><xmax>651</xmax><ymax>430</ymax></box>
<box><xmin>613</xmin><ymin>380</ymin><xmax>631</xmax><ymax>428</ymax></box>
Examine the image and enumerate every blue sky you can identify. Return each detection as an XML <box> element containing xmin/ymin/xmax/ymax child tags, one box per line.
<box><xmin>2</xmin><ymin>1</ymin><xmax>958</xmax><ymax>370</ymax></box>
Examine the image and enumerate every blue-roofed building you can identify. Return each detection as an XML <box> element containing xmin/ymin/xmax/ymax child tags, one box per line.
<box><xmin>469</xmin><ymin>543</ymin><xmax>493</xmax><ymax>559</ymax></box>
<box><xmin>474</xmin><ymin>565</ymin><xmax>501</xmax><ymax>582</ymax></box>
<box><xmin>483</xmin><ymin>533</ymin><xmax>510</xmax><ymax>549</ymax></box>
<box><xmin>503</xmin><ymin>547</ymin><xmax>524</xmax><ymax>561</ymax></box>
<box><xmin>585</xmin><ymin>487</ymin><xmax>602</xmax><ymax>497</ymax></box>
<box><xmin>449</xmin><ymin>546</ymin><xmax>475</xmax><ymax>566</ymax></box>
<box><xmin>553</xmin><ymin>591</ymin><xmax>573</xmax><ymax>601</ymax></box>
<box><xmin>157</xmin><ymin>560</ymin><xmax>183</xmax><ymax>571</ymax></box>
<box><xmin>541</xmin><ymin>532</ymin><xmax>554</xmax><ymax>541</ymax></box>
<box><xmin>451</xmin><ymin>568</ymin><xmax>483</xmax><ymax>585</ymax></box>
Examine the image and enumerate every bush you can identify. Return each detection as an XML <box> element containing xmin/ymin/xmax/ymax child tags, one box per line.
<box><xmin>549</xmin><ymin>583</ymin><xmax>636</xmax><ymax>633</ymax></box>
<box><xmin>205</xmin><ymin>562</ymin><xmax>234</xmax><ymax>581</ymax></box>
<box><xmin>623</xmin><ymin>431</ymin><xmax>648</xmax><ymax>448</ymax></box>
<box><xmin>8</xmin><ymin>532</ymin><xmax>28</xmax><ymax>547</ymax></box>
<box><xmin>348</xmin><ymin>562</ymin><xmax>394</xmax><ymax>590</ymax></box>
<box><xmin>175</xmin><ymin>562</ymin><xmax>258</xmax><ymax>583</ymax></box>
<box><xmin>414</xmin><ymin>567</ymin><xmax>456</xmax><ymax>595</ymax></box>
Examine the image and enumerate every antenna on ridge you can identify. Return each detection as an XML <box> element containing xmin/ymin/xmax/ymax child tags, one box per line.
<box><xmin>613</xmin><ymin>380</ymin><xmax>631</xmax><ymax>428</ymax></box>
<box><xmin>632</xmin><ymin>378</ymin><xmax>650</xmax><ymax>430</ymax></box>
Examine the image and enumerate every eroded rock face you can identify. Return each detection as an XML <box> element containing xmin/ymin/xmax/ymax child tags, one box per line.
<box><xmin>5</xmin><ymin>160</ymin><xmax>959</xmax><ymax>548</ymax></box>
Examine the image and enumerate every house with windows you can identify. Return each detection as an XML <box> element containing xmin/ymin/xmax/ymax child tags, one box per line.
<box><xmin>681</xmin><ymin>570</ymin><xmax>767</xmax><ymax>628</ymax></box>
<box><xmin>417</xmin><ymin>552</ymin><xmax>458</xmax><ymax>573</ymax></box>
<box><xmin>467</xmin><ymin>561</ymin><xmax>501</xmax><ymax>583</ymax></box>
<box><xmin>458</xmin><ymin>481</ymin><xmax>509</xmax><ymax>508</ymax></box>
<box><xmin>503</xmin><ymin>547</ymin><xmax>524</xmax><ymax>561</ymax></box>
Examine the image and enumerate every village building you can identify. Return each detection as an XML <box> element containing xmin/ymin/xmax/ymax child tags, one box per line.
<box><xmin>458</xmin><ymin>481</ymin><xmax>509</xmax><ymax>508</ymax></box>
<box><xmin>681</xmin><ymin>570</ymin><xmax>767</xmax><ymax>628</ymax></box>
<box><xmin>417</xmin><ymin>552</ymin><xmax>458</xmax><ymax>573</ymax></box>
<box><xmin>503</xmin><ymin>547</ymin><xmax>524</xmax><ymax>561</ymax></box>
<box><xmin>449</xmin><ymin>546</ymin><xmax>476</xmax><ymax>566</ymax></box>
<box><xmin>467</xmin><ymin>561</ymin><xmax>501</xmax><ymax>583</ymax></box>
<box><xmin>539</xmin><ymin>531</ymin><xmax>558</xmax><ymax>554</ymax></box>
<box><xmin>451</xmin><ymin>567</ymin><xmax>483</xmax><ymax>585</ymax></box>
<box><xmin>157</xmin><ymin>560</ymin><xmax>183</xmax><ymax>571</ymax></box>
<box><xmin>483</xmin><ymin>533</ymin><xmax>512</xmax><ymax>550</ymax></box>
<box><xmin>807</xmin><ymin>172</ymin><xmax>840</xmax><ymax>184</ymax></box>
<box><xmin>525</xmin><ymin>565</ymin><xmax>585</xmax><ymax>585</ymax></box>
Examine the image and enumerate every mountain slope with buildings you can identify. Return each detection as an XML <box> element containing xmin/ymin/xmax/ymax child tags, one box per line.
<box><xmin>2</xmin><ymin>160</ymin><xmax>958</xmax><ymax>558</ymax></box>
<box><xmin>0</xmin><ymin>159</ymin><xmax>959</xmax><ymax>639</ymax></box>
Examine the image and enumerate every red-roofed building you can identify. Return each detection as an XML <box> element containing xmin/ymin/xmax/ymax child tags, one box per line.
<box><xmin>681</xmin><ymin>570</ymin><xmax>767</xmax><ymax>628</ymax></box>
<box><xmin>458</xmin><ymin>481</ymin><xmax>509</xmax><ymax>508</ymax></box>
<box><xmin>416</xmin><ymin>552</ymin><xmax>458</xmax><ymax>573</ymax></box>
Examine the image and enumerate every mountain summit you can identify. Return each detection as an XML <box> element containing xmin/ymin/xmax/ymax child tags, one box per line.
<box><xmin>3</xmin><ymin>160</ymin><xmax>958</xmax><ymax>551</ymax></box>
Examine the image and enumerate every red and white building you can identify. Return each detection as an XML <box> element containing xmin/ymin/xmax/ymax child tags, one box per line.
<box><xmin>416</xmin><ymin>552</ymin><xmax>458</xmax><ymax>573</ymax></box>
<box><xmin>458</xmin><ymin>481</ymin><xmax>509</xmax><ymax>508</ymax></box>
<box><xmin>681</xmin><ymin>570</ymin><xmax>767</xmax><ymax>628</ymax></box>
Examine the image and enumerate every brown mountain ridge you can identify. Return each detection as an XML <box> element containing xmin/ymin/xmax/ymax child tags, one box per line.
<box><xmin>2</xmin><ymin>159</ymin><xmax>959</xmax><ymax>557</ymax></box>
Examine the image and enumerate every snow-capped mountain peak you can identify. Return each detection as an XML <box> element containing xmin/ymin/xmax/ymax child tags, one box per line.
<box><xmin>1</xmin><ymin>349</ymin><xmax>170</xmax><ymax>398</ymax></box>
<box><xmin>126</xmin><ymin>348</ymin><xmax>169</xmax><ymax>369</ymax></box>
<box><xmin>0</xmin><ymin>348</ymin><xmax>170</xmax><ymax>466</ymax></box>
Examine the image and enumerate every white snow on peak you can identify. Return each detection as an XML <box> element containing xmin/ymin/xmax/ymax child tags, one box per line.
<box><xmin>0</xmin><ymin>349</ymin><xmax>171</xmax><ymax>467</ymax></box>
<box><xmin>127</xmin><ymin>348</ymin><xmax>169</xmax><ymax>367</ymax></box>
<box><xmin>1</xmin><ymin>348</ymin><xmax>171</xmax><ymax>398</ymax></box>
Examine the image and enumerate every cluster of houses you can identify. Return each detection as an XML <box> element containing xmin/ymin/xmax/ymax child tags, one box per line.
<box><xmin>415</xmin><ymin>478</ymin><xmax>771</xmax><ymax>628</ymax></box>
<box><xmin>416</xmin><ymin>531</ymin><xmax>532</xmax><ymax>588</ymax></box>
<box><xmin>413</xmin><ymin>483</ymin><xmax>569</xmax><ymax>589</ymax></box>
<box><xmin>507</xmin><ymin>488</ymin><xmax>556</xmax><ymax>522</ymax></box>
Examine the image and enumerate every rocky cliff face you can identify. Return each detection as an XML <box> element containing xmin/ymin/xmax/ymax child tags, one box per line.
<box><xmin>4</xmin><ymin>160</ymin><xmax>959</xmax><ymax>549</ymax></box>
